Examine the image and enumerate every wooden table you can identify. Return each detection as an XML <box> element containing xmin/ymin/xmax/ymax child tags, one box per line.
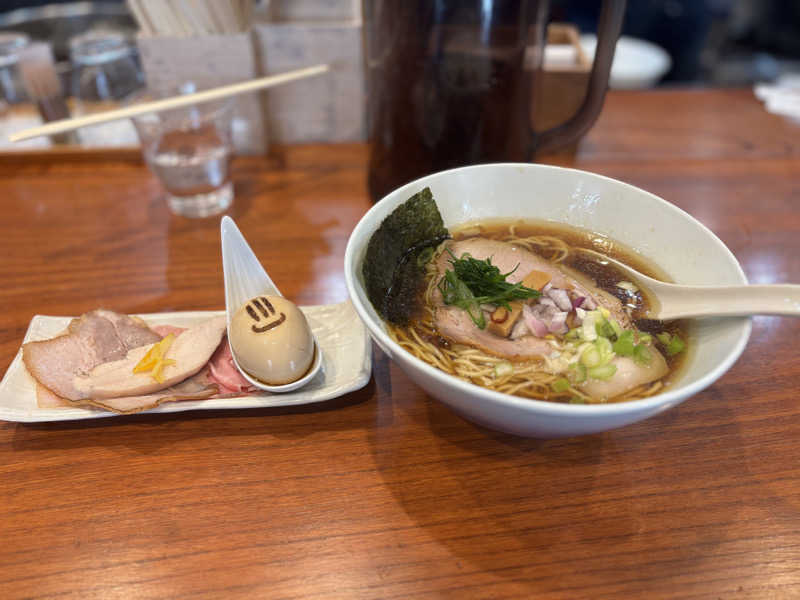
<box><xmin>1</xmin><ymin>88</ymin><xmax>799</xmax><ymax>599</ymax></box>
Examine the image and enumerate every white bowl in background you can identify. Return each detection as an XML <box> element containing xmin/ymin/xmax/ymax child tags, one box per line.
<box><xmin>344</xmin><ymin>164</ymin><xmax>750</xmax><ymax>437</ymax></box>
<box><xmin>580</xmin><ymin>34</ymin><xmax>672</xmax><ymax>89</ymax></box>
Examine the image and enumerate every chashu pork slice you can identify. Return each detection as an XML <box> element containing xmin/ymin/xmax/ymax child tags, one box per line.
<box><xmin>432</xmin><ymin>238</ymin><xmax>670</xmax><ymax>399</ymax></box>
<box><xmin>432</xmin><ymin>238</ymin><xmax>630</xmax><ymax>360</ymax></box>
<box><xmin>580</xmin><ymin>354</ymin><xmax>668</xmax><ymax>400</ymax></box>
<box><xmin>84</xmin><ymin>370</ymin><xmax>219</xmax><ymax>414</ymax></box>
<box><xmin>22</xmin><ymin>310</ymin><xmax>162</xmax><ymax>402</ymax></box>
<box><xmin>433</xmin><ymin>238</ymin><xmax>631</xmax><ymax>326</ymax></box>
<box><xmin>436</xmin><ymin>305</ymin><xmax>554</xmax><ymax>359</ymax></box>
<box><xmin>73</xmin><ymin>315</ymin><xmax>227</xmax><ymax>400</ymax></box>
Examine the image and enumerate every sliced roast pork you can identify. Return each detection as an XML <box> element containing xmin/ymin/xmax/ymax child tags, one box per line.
<box><xmin>580</xmin><ymin>354</ymin><xmax>669</xmax><ymax>399</ymax></box>
<box><xmin>433</xmin><ymin>238</ymin><xmax>630</xmax><ymax>326</ymax></box>
<box><xmin>22</xmin><ymin>310</ymin><xmax>162</xmax><ymax>402</ymax></box>
<box><xmin>72</xmin><ymin>315</ymin><xmax>227</xmax><ymax>400</ymax></box>
<box><xmin>431</xmin><ymin>238</ymin><xmax>670</xmax><ymax>399</ymax></box>
<box><xmin>436</xmin><ymin>305</ymin><xmax>554</xmax><ymax>359</ymax></box>
<box><xmin>84</xmin><ymin>370</ymin><xmax>219</xmax><ymax>414</ymax></box>
<box><xmin>431</xmin><ymin>238</ymin><xmax>630</xmax><ymax>360</ymax></box>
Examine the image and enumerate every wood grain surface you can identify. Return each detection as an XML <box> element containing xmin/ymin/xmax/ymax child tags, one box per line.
<box><xmin>1</xmin><ymin>89</ymin><xmax>799</xmax><ymax>599</ymax></box>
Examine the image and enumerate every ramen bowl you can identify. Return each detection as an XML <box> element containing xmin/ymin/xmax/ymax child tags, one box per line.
<box><xmin>344</xmin><ymin>163</ymin><xmax>751</xmax><ymax>437</ymax></box>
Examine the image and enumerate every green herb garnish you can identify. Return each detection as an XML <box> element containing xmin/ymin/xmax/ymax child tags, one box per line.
<box><xmin>551</xmin><ymin>378</ymin><xmax>571</xmax><ymax>393</ymax></box>
<box><xmin>588</xmin><ymin>363</ymin><xmax>617</xmax><ymax>380</ymax></box>
<box><xmin>633</xmin><ymin>343</ymin><xmax>652</xmax><ymax>365</ymax></box>
<box><xmin>437</xmin><ymin>250</ymin><xmax>540</xmax><ymax>329</ymax></box>
<box><xmin>657</xmin><ymin>332</ymin><xmax>686</xmax><ymax>356</ymax></box>
<box><xmin>612</xmin><ymin>329</ymin><xmax>635</xmax><ymax>356</ymax></box>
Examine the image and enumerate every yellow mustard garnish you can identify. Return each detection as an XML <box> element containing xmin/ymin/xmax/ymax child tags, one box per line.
<box><xmin>132</xmin><ymin>333</ymin><xmax>176</xmax><ymax>383</ymax></box>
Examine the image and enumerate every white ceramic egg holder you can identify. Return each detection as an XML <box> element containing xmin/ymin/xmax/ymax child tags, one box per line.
<box><xmin>221</xmin><ymin>216</ymin><xmax>322</xmax><ymax>392</ymax></box>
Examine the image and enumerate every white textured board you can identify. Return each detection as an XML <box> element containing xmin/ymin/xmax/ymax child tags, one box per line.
<box><xmin>263</xmin><ymin>0</ymin><xmax>360</xmax><ymax>22</ymax></box>
<box><xmin>253</xmin><ymin>21</ymin><xmax>365</xmax><ymax>143</ymax></box>
<box><xmin>136</xmin><ymin>32</ymin><xmax>268</xmax><ymax>154</ymax></box>
<box><xmin>0</xmin><ymin>303</ymin><xmax>371</xmax><ymax>422</ymax></box>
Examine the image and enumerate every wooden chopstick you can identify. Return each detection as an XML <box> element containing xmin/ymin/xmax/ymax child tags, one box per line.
<box><xmin>8</xmin><ymin>63</ymin><xmax>329</xmax><ymax>143</ymax></box>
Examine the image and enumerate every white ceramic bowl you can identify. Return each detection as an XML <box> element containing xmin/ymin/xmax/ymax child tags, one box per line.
<box><xmin>344</xmin><ymin>164</ymin><xmax>751</xmax><ymax>437</ymax></box>
<box><xmin>580</xmin><ymin>34</ymin><xmax>672</xmax><ymax>89</ymax></box>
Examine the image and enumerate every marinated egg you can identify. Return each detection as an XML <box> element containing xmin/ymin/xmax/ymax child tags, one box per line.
<box><xmin>229</xmin><ymin>295</ymin><xmax>314</xmax><ymax>385</ymax></box>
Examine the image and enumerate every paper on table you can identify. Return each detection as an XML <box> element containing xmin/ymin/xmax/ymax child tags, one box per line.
<box><xmin>754</xmin><ymin>74</ymin><xmax>800</xmax><ymax>123</ymax></box>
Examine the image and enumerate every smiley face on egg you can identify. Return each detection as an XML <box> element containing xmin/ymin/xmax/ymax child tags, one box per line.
<box><xmin>229</xmin><ymin>295</ymin><xmax>314</xmax><ymax>385</ymax></box>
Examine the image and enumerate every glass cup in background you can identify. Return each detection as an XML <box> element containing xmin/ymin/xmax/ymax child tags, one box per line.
<box><xmin>133</xmin><ymin>96</ymin><xmax>234</xmax><ymax>218</ymax></box>
<box><xmin>0</xmin><ymin>32</ymin><xmax>30</xmax><ymax>104</ymax></box>
<box><xmin>69</xmin><ymin>31</ymin><xmax>143</xmax><ymax>146</ymax></box>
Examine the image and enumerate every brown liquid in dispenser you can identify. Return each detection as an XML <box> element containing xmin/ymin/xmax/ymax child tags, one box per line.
<box><xmin>364</xmin><ymin>0</ymin><xmax>626</xmax><ymax>201</ymax></box>
<box><xmin>365</xmin><ymin>2</ymin><xmax>540</xmax><ymax>200</ymax></box>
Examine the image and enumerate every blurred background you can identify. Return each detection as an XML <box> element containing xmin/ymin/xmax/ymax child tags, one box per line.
<box><xmin>1</xmin><ymin>0</ymin><xmax>799</xmax><ymax>150</ymax></box>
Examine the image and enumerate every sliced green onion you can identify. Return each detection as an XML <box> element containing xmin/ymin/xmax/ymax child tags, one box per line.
<box><xmin>581</xmin><ymin>313</ymin><xmax>598</xmax><ymax>341</ymax></box>
<box><xmin>613</xmin><ymin>330</ymin><xmax>635</xmax><ymax>356</ymax></box>
<box><xmin>595</xmin><ymin>336</ymin><xmax>615</xmax><ymax>365</ymax></box>
<box><xmin>588</xmin><ymin>363</ymin><xmax>617</xmax><ymax>381</ymax></box>
<box><xmin>596</xmin><ymin>318</ymin><xmax>616</xmax><ymax>339</ymax></box>
<box><xmin>666</xmin><ymin>334</ymin><xmax>685</xmax><ymax>355</ymax></box>
<box><xmin>565</xmin><ymin>327</ymin><xmax>580</xmax><ymax>341</ymax></box>
<box><xmin>633</xmin><ymin>343</ymin><xmax>652</xmax><ymax>365</ymax></box>
<box><xmin>494</xmin><ymin>361</ymin><xmax>513</xmax><ymax>378</ymax></box>
<box><xmin>551</xmin><ymin>378</ymin><xmax>570</xmax><ymax>393</ymax></box>
<box><xmin>568</xmin><ymin>362</ymin><xmax>587</xmax><ymax>384</ymax></box>
<box><xmin>638</xmin><ymin>332</ymin><xmax>653</xmax><ymax>344</ymax></box>
<box><xmin>580</xmin><ymin>345</ymin><xmax>602</xmax><ymax>368</ymax></box>
<box><xmin>609</xmin><ymin>319</ymin><xmax>623</xmax><ymax>339</ymax></box>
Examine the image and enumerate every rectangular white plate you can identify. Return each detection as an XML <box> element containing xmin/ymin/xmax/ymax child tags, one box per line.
<box><xmin>0</xmin><ymin>302</ymin><xmax>372</xmax><ymax>422</ymax></box>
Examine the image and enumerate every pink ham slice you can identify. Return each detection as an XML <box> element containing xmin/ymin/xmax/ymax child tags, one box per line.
<box><xmin>22</xmin><ymin>310</ymin><xmax>162</xmax><ymax>402</ymax></box>
<box><xmin>207</xmin><ymin>340</ymin><xmax>256</xmax><ymax>394</ymax></box>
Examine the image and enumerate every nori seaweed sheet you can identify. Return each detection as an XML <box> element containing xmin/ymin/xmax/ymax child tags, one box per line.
<box><xmin>362</xmin><ymin>187</ymin><xmax>449</xmax><ymax>325</ymax></box>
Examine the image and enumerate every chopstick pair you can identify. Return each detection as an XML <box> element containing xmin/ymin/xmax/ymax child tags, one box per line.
<box><xmin>8</xmin><ymin>63</ymin><xmax>330</xmax><ymax>143</ymax></box>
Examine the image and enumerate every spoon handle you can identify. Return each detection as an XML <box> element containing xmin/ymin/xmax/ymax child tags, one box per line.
<box><xmin>655</xmin><ymin>284</ymin><xmax>800</xmax><ymax>320</ymax></box>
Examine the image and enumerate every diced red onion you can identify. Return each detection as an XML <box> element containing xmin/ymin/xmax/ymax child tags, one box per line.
<box><xmin>572</xmin><ymin>296</ymin><xmax>586</xmax><ymax>308</ymax></box>
<box><xmin>547</xmin><ymin>311</ymin><xmax>569</xmax><ymax>335</ymax></box>
<box><xmin>510</xmin><ymin>318</ymin><xmax>530</xmax><ymax>340</ymax></box>
<box><xmin>539</xmin><ymin>296</ymin><xmax>557</xmax><ymax>308</ymax></box>
<box><xmin>526</xmin><ymin>303</ymin><xmax>569</xmax><ymax>336</ymax></box>
<box><xmin>582</xmin><ymin>296</ymin><xmax>597</xmax><ymax>310</ymax></box>
<box><xmin>522</xmin><ymin>304</ymin><xmax>549</xmax><ymax>337</ymax></box>
<box><xmin>547</xmin><ymin>287</ymin><xmax>573</xmax><ymax>311</ymax></box>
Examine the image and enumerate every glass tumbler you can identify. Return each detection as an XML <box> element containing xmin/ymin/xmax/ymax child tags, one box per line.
<box><xmin>133</xmin><ymin>98</ymin><xmax>235</xmax><ymax>218</ymax></box>
<box><xmin>69</xmin><ymin>31</ymin><xmax>143</xmax><ymax>146</ymax></box>
<box><xmin>0</xmin><ymin>32</ymin><xmax>30</xmax><ymax>104</ymax></box>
